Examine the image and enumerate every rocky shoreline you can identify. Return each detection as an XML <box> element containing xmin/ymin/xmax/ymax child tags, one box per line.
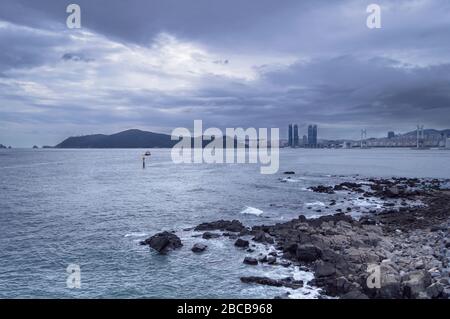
<box><xmin>140</xmin><ymin>177</ymin><xmax>450</xmax><ymax>299</ymax></box>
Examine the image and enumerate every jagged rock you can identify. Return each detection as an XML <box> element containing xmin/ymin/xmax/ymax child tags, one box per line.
<box><xmin>140</xmin><ymin>231</ymin><xmax>182</xmax><ymax>254</ymax></box>
<box><xmin>296</xmin><ymin>244</ymin><xmax>323</xmax><ymax>262</ymax></box>
<box><xmin>426</xmin><ymin>283</ymin><xmax>444</xmax><ymax>298</ymax></box>
<box><xmin>341</xmin><ymin>290</ymin><xmax>369</xmax><ymax>299</ymax></box>
<box><xmin>309</xmin><ymin>185</ymin><xmax>335</xmax><ymax>194</ymax></box>
<box><xmin>243</xmin><ymin>257</ymin><xmax>258</xmax><ymax>265</ymax></box>
<box><xmin>194</xmin><ymin>220</ymin><xmax>245</xmax><ymax>232</ymax></box>
<box><xmin>336</xmin><ymin>276</ymin><xmax>352</xmax><ymax>294</ymax></box>
<box><xmin>241</xmin><ymin>276</ymin><xmax>303</xmax><ymax>289</ymax></box>
<box><xmin>258</xmin><ymin>255</ymin><xmax>277</xmax><ymax>264</ymax></box>
<box><xmin>191</xmin><ymin>243</ymin><xmax>207</xmax><ymax>253</ymax></box>
<box><xmin>234</xmin><ymin>238</ymin><xmax>249</xmax><ymax>248</ymax></box>
<box><xmin>202</xmin><ymin>232</ymin><xmax>221</xmax><ymax>239</ymax></box>
<box><xmin>315</xmin><ymin>262</ymin><xmax>336</xmax><ymax>277</ymax></box>
<box><xmin>402</xmin><ymin>270</ymin><xmax>432</xmax><ymax>298</ymax></box>
<box><xmin>252</xmin><ymin>231</ymin><xmax>274</xmax><ymax>244</ymax></box>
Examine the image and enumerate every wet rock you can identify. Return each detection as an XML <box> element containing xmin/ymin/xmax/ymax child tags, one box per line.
<box><xmin>191</xmin><ymin>243</ymin><xmax>207</xmax><ymax>253</ymax></box>
<box><xmin>341</xmin><ymin>290</ymin><xmax>369</xmax><ymax>299</ymax></box>
<box><xmin>309</xmin><ymin>185</ymin><xmax>335</xmax><ymax>194</ymax></box>
<box><xmin>296</xmin><ymin>244</ymin><xmax>323</xmax><ymax>262</ymax></box>
<box><xmin>258</xmin><ymin>255</ymin><xmax>277</xmax><ymax>264</ymax></box>
<box><xmin>252</xmin><ymin>231</ymin><xmax>275</xmax><ymax>244</ymax></box>
<box><xmin>140</xmin><ymin>231</ymin><xmax>183</xmax><ymax>254</ymax></box>
<box><xmin>194</xmin><ymin>220</ymin><xmax>245</xmax><ymax>233</ymax></box>
<box><xmin>222</xmin><ymin>232</ymin><xmax>238</xmax><ymax>239</ymax></box>
<box><xmin>402</xmin><ymin>270</ymin><xmax>432</xmax><ymax>298</ymax></box>
<box><xmin>315</xmin><ymin>262</ymin><xmax>336</xmax><ymax>278</ymax></box>
<box><xmin>202</xmin><ymin>232</ymin><xmax>221</xmax><ymax>239</ymax></box>
<box><xmin>234</xmin><ymin>238</ymin><xmax>249</xmax><ymax>248</ymax></box>
<box><xmin>426</xmin><ymin>283</ymin><xmax>444</xmax><ymax>298</ymax></box>
<box><xmin>335</xmin><ymin>276</ymin><xmax>352</xmax><ymax>294</ymax></box>
<box><xmin>240</xmin><ymin>276</ymin><xmax>303</xmax><ymax>289</ymax></box>
<box><xmin>243</xmin><ymin>257</ymin><xmax>258</xmax><ymax>265</ymax></box>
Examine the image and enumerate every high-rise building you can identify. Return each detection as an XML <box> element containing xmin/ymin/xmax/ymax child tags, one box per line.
<box><xmin>308</xmin><ymin>125</ymin><xmax>313</xmax><ymax>146</ymax></box>
<box><xmin>302</xmin><ymin>135</ymin><xmax>308</xmax><ymax>146</ymax></box>
<box><xmin>293</xmin><ymin>125</ymin><xmax>299</xmax><ymax>147</ymax></box>
<box><xmin>388</xmin><ymin>131</ymin><xmax>395</xmax><ymax>139</ymax></box>
<box><xmin>313</xmin><ymin>125</ymin><xmax>318</xmax><ymax>146</ymax></box>
<box><xmin>288</xmin><ymin>124</ymin><xmax>293</xmax><ymax>147</ymax></box>
<box><xmin>308</xmin><ymin>124</ymin><xmax>318</xmax><ymax>146</ymax></box>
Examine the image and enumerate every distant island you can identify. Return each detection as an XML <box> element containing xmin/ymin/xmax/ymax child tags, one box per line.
<box><xmin>55</xmin><ymin>129</ymin><xmax>177</xmax><ymax>148</ymax></box>
<box><xmin>55</xmin><ymin>129</ymin><xmax>247</xmax><ymax>149</ymax></box>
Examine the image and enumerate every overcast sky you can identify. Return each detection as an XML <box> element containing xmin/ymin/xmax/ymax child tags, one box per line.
<box><xmin>1</xmin><ymin>0</ymin><xmax>450</xmax><ymax>146</ymax></box>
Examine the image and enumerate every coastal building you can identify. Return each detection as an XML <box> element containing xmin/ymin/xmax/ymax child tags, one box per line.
<box><xmin>302</xmin><ymin>135</ymin><xmax>308</xmax><ymax>146</ymax></box>
<box><xmin>446</xmin><ymin>138</ymin><xmax>450</xmax><ymax>149</ymax></box>
<box><xmin>388</xmin><ymin>131</ymin><xmax>395</xmax><ymax>139</ymax></box>
<box><xmin>293</xmin><ymin>125</ymin><xmax>299</xmax><ymax>147</ymax></box>
<box><xmin>288</xmin><ymin>124</ymin><xmax>293</xmax><ymax>147</ymax></box>
<box><xmin>308</xmin><ymin>124</ymin><xmax>318</xmax><ymax>147</ymax></box>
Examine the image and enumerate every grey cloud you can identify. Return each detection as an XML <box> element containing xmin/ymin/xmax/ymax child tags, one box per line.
<box><xmin>1</xmin><ymin>0</ymin><xmax>450</xmax><ymax>146</ymax></box>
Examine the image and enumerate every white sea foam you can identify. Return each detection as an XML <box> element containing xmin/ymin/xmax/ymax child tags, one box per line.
<box><xmin>124</xmin><ymin>232</ymin><xmax>148</xmax><ymax>238</ymax></box>
<box><xmin>281</xmin><ymin>178</ymin><xmax>301</xmax><ymax>183</ymax></box>
<box><xmin>305</xmin><ymin>201</ymin><xmax>326</xmax><ymax>207</ymax></box>
<box><xmin>240</xmin><ymin>206</ymin><xmax>264</xmax><ymax>216</ymax></box>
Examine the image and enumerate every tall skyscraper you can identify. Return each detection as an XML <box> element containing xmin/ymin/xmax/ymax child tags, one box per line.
<box><xmin>308</xmin><ymin>125</ymin><xmax>313</xmax><ymax>146</ymax></box>
<box><xmin>388</xmin><ymin>131</ymin><xmax>395</xmax><ymax>139</ymax></box>
<box><xmin>293</xmin><ymin>124</ymin><xmax>299</xmax><ymax>147</ymax></box>
<box><xmin>308</xmin><ymin>124</ymin><xmax>318</xmax><ymax>147</ymax></box>
<box><xmin>288</xmin><ymin>124</ymin><xmax>293</xmax><ymax>147</ymax></box>
<box><xmin>302</xmin><ymin>135</ymin><xmax>308</xmax><ymax>146</ymax></box>
<box><xmin>313</xmin><ymin>125</ymin><xmax>318</xmax><ymax>146</ymax></box>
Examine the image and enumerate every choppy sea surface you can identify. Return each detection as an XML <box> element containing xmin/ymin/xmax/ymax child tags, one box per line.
<box><xmin>1</xmin><ymin>148</ymin><xmax>450</xmax><ymax>298</ymax></box>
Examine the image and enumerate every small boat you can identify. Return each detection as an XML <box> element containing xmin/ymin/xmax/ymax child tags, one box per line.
<box><xmin>144</xmin><ymin>151</ymin><xmax>151</xmax><ymax>156</ymax></box>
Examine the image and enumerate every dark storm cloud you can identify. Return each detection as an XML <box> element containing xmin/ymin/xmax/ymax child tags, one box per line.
<box><xmin>1</xmin><ymin>0</ymin><xmax>450</xmax><ymax>146</ymax></box>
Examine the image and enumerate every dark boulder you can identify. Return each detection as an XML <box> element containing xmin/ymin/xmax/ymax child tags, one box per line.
<box><xmin>191</xmin><ymin>243</ymin><xmax>207</xmax><ymax>253</ymax></box>
<box><xmin>296</xmin><ymin>244</ymin><xmax>323</xmax><ymax>262</ymax></box>
<box><xmin>234</xmin><ymin>238</ymin><xmax>249</xmax><ymax>248</ymax></box>
<box><xmin>194</xmin><ymin>220</ymin><xmax>245</xmax><ymax>232</ymax></box>
<box><xmin>202</xmin><ymin>232</ymin><xmax>221</xmax><ymax>239</ymax></box>
<box><xmin>259</xmin><ymin>255</ymin><xmax>277</xmax><ymax>264</ymax></box>
<box><xmin>243</xmin><ymin>257</ymin><xmax>258</xmax><ymax>265</ymax></box>
<box><xmin>241</xmin><ymin>276</ymin><xmax>303</xmax><ymax>289</ymax></box>
<box><xmin>341</xmin><ymin>290</ymin><xmax>369</xmax><ymax>299</ymax></box>
<box><xmin>314</xmin><ymin>262</ymin><xmax>336</xmax><ymax>277</ymax></box>
<box><xmin>309</xmin><ymin>185</ymin><xmax>335</xmax><ymax>194</ymax></box>
<box><xmin>140</xmin><ymin>231</ymin><xmax>182</xmax><ymax>254</ymax></box>
<box><xmin>252</xmin><ymin>231</ymin><xmax>275</xmax><ymax>244</ymax></box>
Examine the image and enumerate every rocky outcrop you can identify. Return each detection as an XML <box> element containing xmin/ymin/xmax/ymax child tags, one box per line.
<box><xmin>202</xmin><ymin>232</ymin><xmax>221</xmax><ymax>239</ymax></box>
<box><xmin>240</xmin><ymin>276</ymin><xmax>303</xmax><ymax>289</ymax></box>
<box><xmin>140</xmin><ymin>231</ymin><xmax>182</xmax><ymax>254</ymax></box>
<box><xmin>192</xmin><ymin>243</ymin><xmax>207</xmax><ymax>253</ymax></box>
<box><xmin>243</xmin><ymin>257</ymin><xmax>258</xmax><ymax>265</ymax></box>
<box><xmin>192</xmin><ymin>178</ymin><xmax>450</xmax><ymax>299</ymax></box>
<box><xmin>234</xmin><ymin>238</ymin><xmax>249</xmax><ymax>248</ymax></box>
<box><xmin>194</xmin><ymin>220</ymin><xmax>245</xmax><ymax>233</ymax></box>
